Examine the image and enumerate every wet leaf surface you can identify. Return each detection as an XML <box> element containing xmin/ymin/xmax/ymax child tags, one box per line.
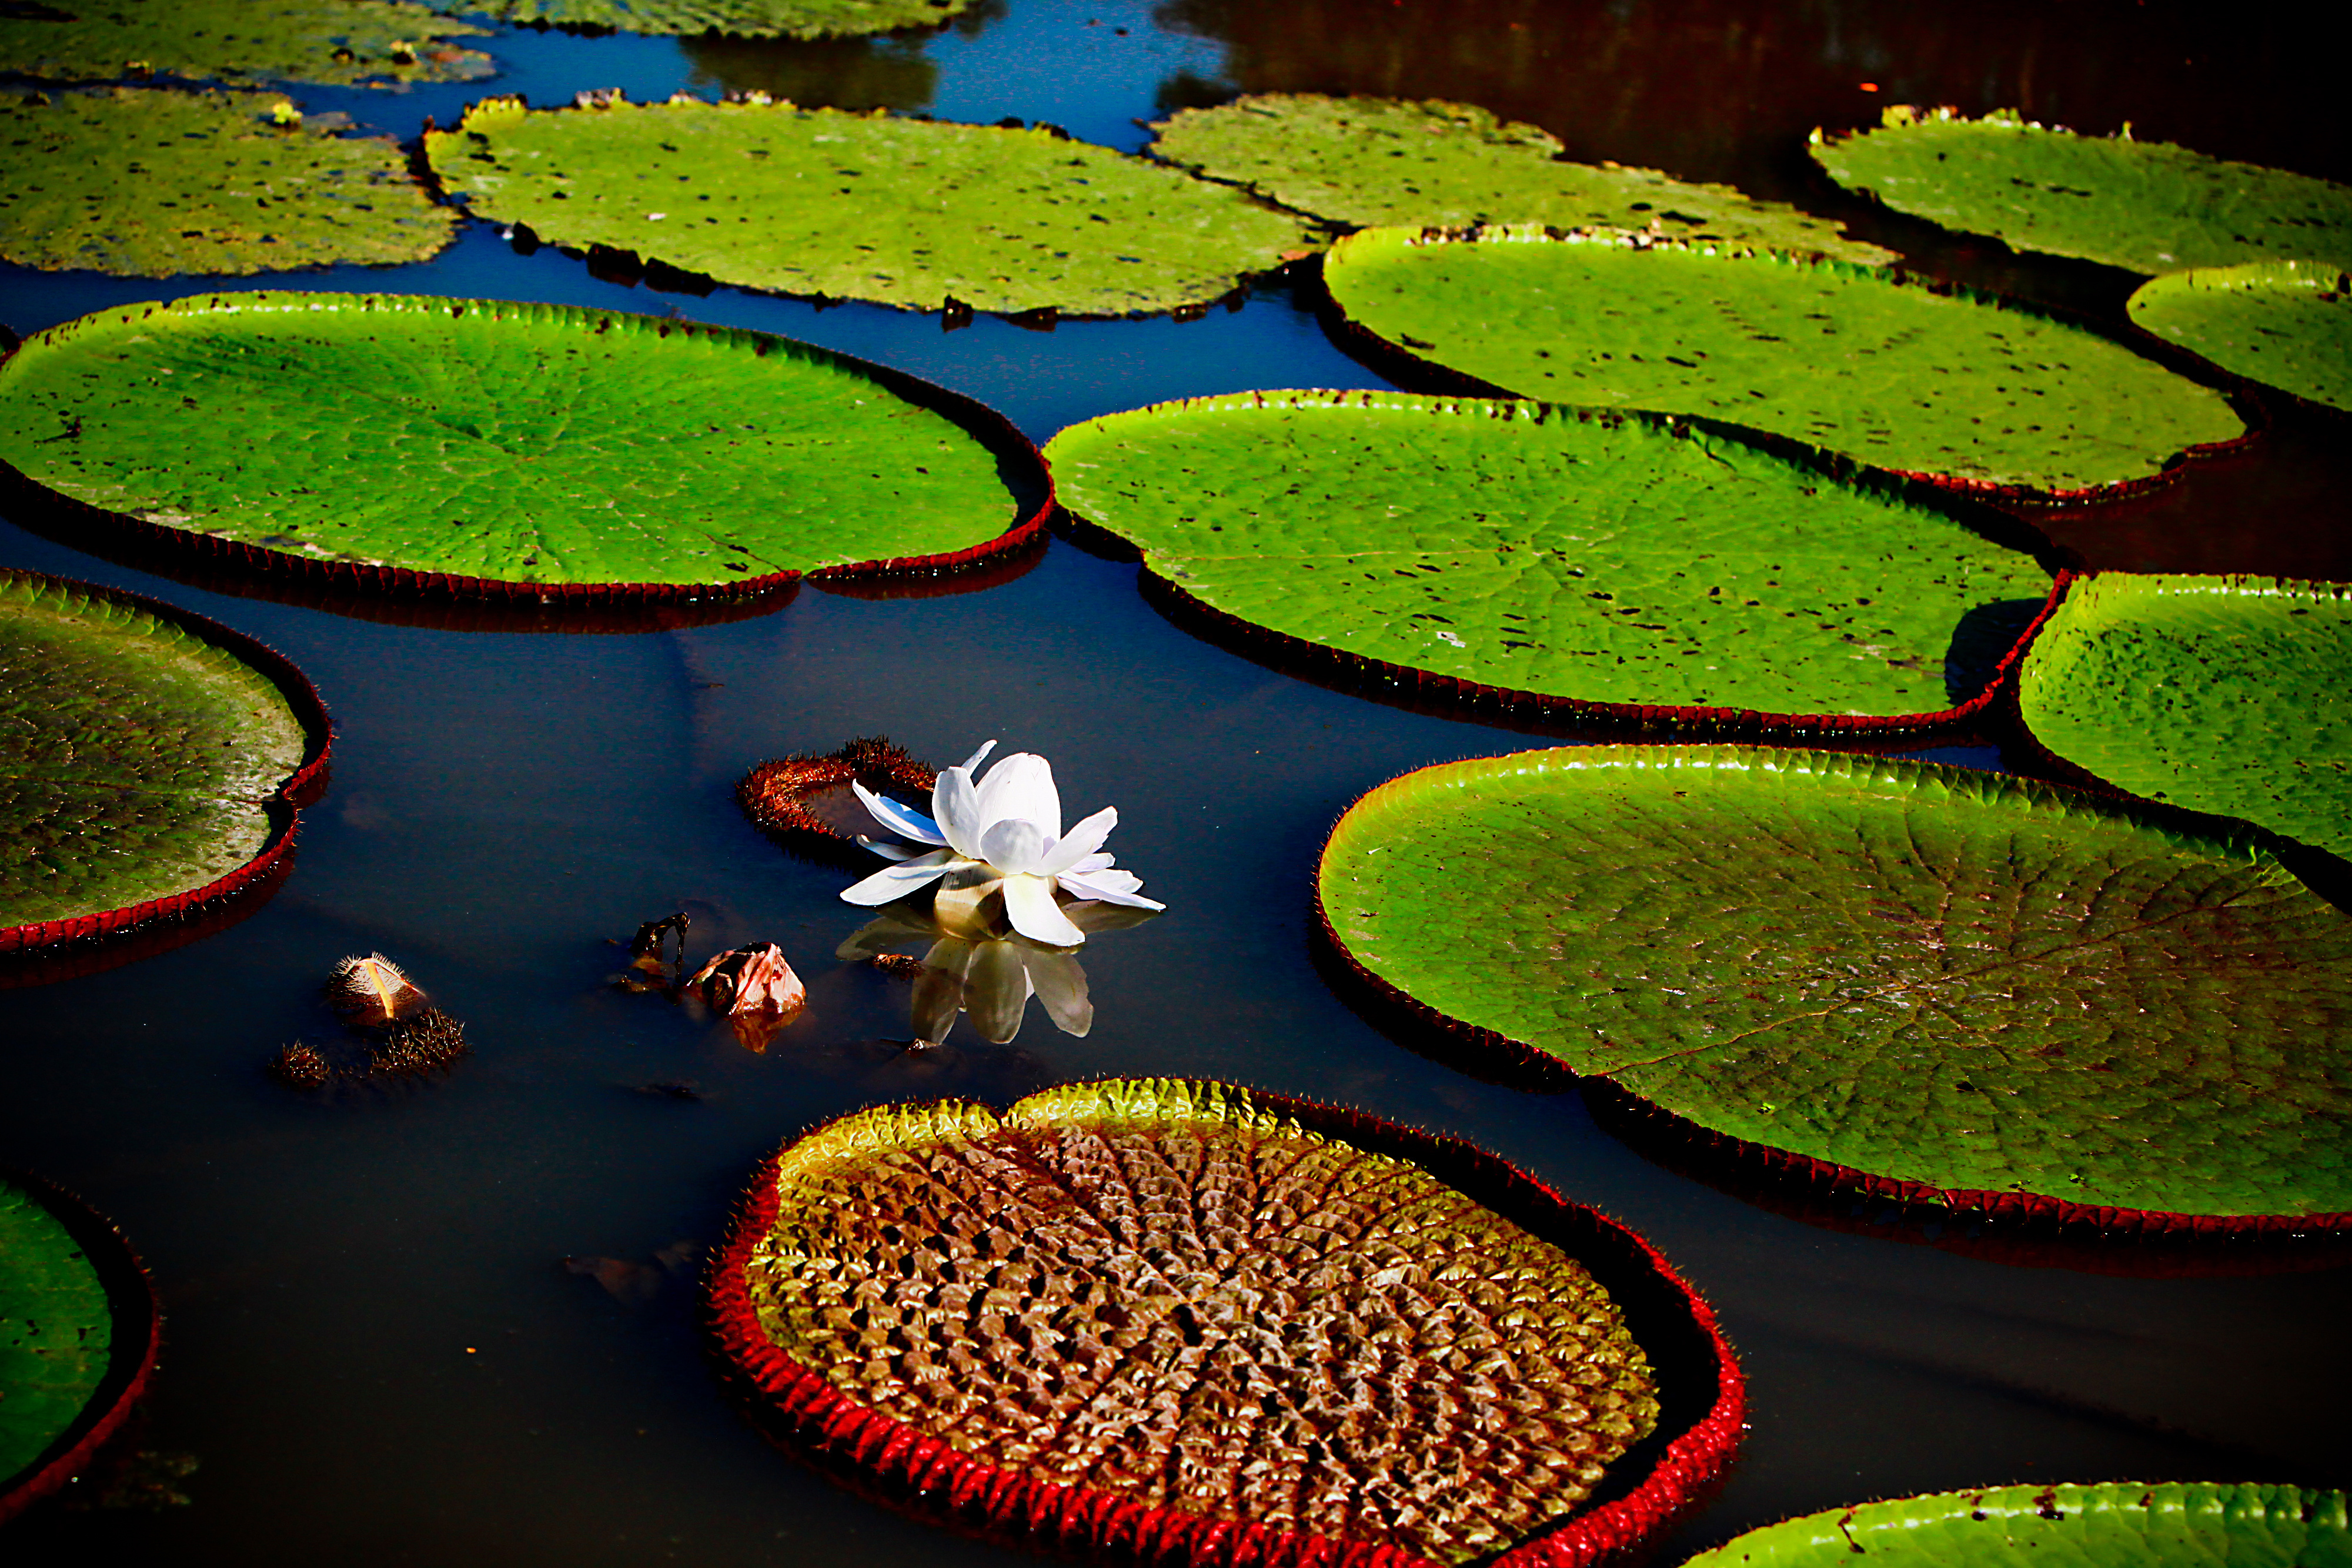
<box><xmin>741</xmin><ymin>1078</ymin><xmax>1660</xmax><ymax>1563</ymax></box>
<box><xmin>425</xmin><ymin>95</ymin><xmax>1311</xmax><ymax>315</ymax></box>
<box><xmin>2129</xmin><ymin>260</ymin><xmax>2352</xmax><ymax>412</ymax></box>
<box><xmin>0</xmin><ymin>293</ymin><xmax>1028</xmax><ymax>586</ymax></box>
<box><xmin>0</xmin><ymin>0</ymin><xmax>490</xmax><ymax>88</ymax></box>
<box><xmin>0</xmin><ymin>1174</ymin><xmax>112</xmax><ymax>1489</ymax></box>
<box><xmin>1324</xmin><ymin>227</ymin><xmax>2246</xmax><ymax>496</ymax></box>
<box><xmin>1319</xmin><ymin>745</ymin><xmax>2352</xmax><ymax>1217</ymax></box>
<box><xmin>2019</xmin><ymin>574</ymin><xmax>2352</xmax><ymax>861</ymax></box>
<box><xmin>466</xmin><ymin>0</ymin><xmax>976</xmax><ymax>39</ymax></box>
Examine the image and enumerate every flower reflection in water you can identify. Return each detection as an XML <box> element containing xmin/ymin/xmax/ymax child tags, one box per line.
<box><xmin>838</xmin><ymin>890</ymin><xmax>1158</xmax><ymax>1047</ymax></box>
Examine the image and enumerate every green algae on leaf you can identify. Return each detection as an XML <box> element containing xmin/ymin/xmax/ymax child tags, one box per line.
<box><xmin>424</xmin><ymin>94</ymin><xmax>1312</xmax><ymax>315</ymax></box>
<box><xmin>1324</xmin><ymin>226</ymin><xmax>2247</xmax><ymax>498</ymax></box>
<box><xmin>465</xmin><ymin>0</ymin><xmax>975</xmax><ymax>40</ymax></box>
<box><xmin>1151</xmin><ymin>94</ymin><xmax>1892</xmax><ymax>265</ymax></box>
<box><xmin>714</xmin><ymin>1077</ymin><xmax>1726</xmax><ymax>1566</ymax></box>
<box><xmin>1681</xmin><ymin>1482</ymin><xmax>2351</xmax><ymax>1568</ymax></box>
<box><xmin>0</xmin><ymin>294</ymin><xmax>1042</xmax><ymax>593</ymax></box>
<box><xmin>2019</xmin><ymin>574</ymin><xmax>2352</xmax><ymax>861</ymax></box>
<box><xmin>0</xmin><ymin>0</ymin><xmax>490</xmax><ymax>88</ymax></box>
<box><xmin>1319</xmin><ymin>745</ymin><xmax>2352</xmax><ymax>1220</ymax></box>
<box><xmin>0</xmin><ymin>88</ymin><xmax>455</xmax><ymax>276</ymax></box>
<box><xmin>1045</xmin><ymin>390</ymin><xmax>2053</xmax><ymax>726</ymax></box>
<box><xmin>0</xmin><ymin>570</ymin><xmax>314</xmax><ymax>935</ymax></box>
<box><xmin>1810</xmin><ymin>108</ymin><xmax>2352</xmax><ymax>276</ymax></box>
<box><xmin>2129</xmin><ymin>260</ymin><xmax>2352</xmax><ymax>412</ymax></box>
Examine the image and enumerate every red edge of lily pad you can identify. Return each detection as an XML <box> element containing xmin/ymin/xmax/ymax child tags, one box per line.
<box><xmin>705</xmin><ymin>1079</ymin><xmax>1747</xmax><ymax>1568</ymax></box>
<box><xmin>0</xmin><ymin>567</ymin><xmax>333</xmax><ymax>958</ymax></box>
<box><xmin>0</xmin><ymin>1167</ymin><xmax>163</xmax><ymax>1525</ymax></box>
<box><xmin>1315</xmin><ymin>230</ymin><xmax>2269</xmax><ymax>509</ymax></box>
<box><xmin>0</xmin><ymin>305</ymin><xmax>1054</xmax><ymax>617</ymax></box>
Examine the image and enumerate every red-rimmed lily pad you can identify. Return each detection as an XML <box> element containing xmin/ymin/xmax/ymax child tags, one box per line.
<box><xmin>2127</xmin><ymin>260</ymin><xmax>2352</xmax><ymax>413</ymax></box>
<box><xmin>1321</xmin><ymin>225</ymin><xmax>2251</xmax><ymax>501</ymax></box>
<box><xmin>0</xmin><ymin>293</ymin><xmax>1050</xmax><ymax>606</ymax></box>
<box><xmin>1318</xmin><ymin>745</ymin><xmax>2352</xmax><ymax>1231</ymax></box>
<box><xmin>1680</xmin><ymin>1482</ymin><xmax>2348</xmax><ymax>1568</ymax></box>
<box><xmin>2</xmin><ymin>568</ymin><xmax>330</xmax><ymax>956</ymax></box>
<box><xmin>710</xmin><ymin>1076</ymin><xmax>1743</xmax><ymax>1567</ymax></box>
<box><xmin>1</xmin><ymin>1168</ymin><xmax>162</xmax><ymax>1523</ymax></box>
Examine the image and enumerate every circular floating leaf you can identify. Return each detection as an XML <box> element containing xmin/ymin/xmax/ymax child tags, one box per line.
<box><xmin>1322</xmin><ymin>226</ymin><xmax>2249</xmax><ymax>499</ymax></box>
<box><xmin>465</xmin><ymin>0</ymin><xmax>975</xmax><ymax>39</ymax></box>
<box><xmin>1046</xmin><ymin>390</ymin><xmax>2055</xmax><ymax>727</ymax></box>
<box><xmin>2019</xmin><ymin>573</ymin><xmax>2352</xmax><ymax>861</ymax></box>
<box><xmin>0</xmin><ymin>0</ymin><xmax>490</xmax><ymax>88</ymax></box>
<box><xmin>2128</xmin><ymin>260</ymin><xmax>2352</xmax><ymax>412</ymax></box>
<box><xmin>1151</xmin><ymin>94</ymin><xmax>1892</xmax><ymax>265</ymax></box>
<box><xmin>0</xmin><ymin>88</ymin><xmax>456</xmax><ymax>277</ymax></box>
<box><xmin>1</xmin><ymin>1169</ymin><xmax>162</xmax><ymax>1523</ymax></box>
<box><xmin>0</xmin><ymin>569</ymin><xmax>329</xmax><ymax>948</ymax></box>
<box><xmin>1318</xmin><ymin>745</ymin><xmax>2352</xmax><ymax>1223</ymax></box>
<box><xmin>711</xmin><ymin>1077</ymin><xmax>1745</xmax><ymax>1567</ymax></box>
<box><xmin>1810</xmin><ymin>107</ymin><xmax>2352</xmax><ymax>275</ymax></box>
<box><xmin>1681</xmin><ymin>1482</ymin><xmax>2350</xmax><ymax>1568</ymax></box>
<box><xmin>0</xmin><ymin>293</ymin><xmax>1048</xmax><ymax>598</ymax></box>
<box><xmin>424</xmin><ymin>95</ymin><xmax>1312</xmax><ymax>316</ymax></box>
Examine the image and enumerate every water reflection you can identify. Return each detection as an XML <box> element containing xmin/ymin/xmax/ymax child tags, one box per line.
<box><xmin>679</xmin><ymin>0</ymin><xmax>1007</xmax><ymax>112</ymax></box>
<box><xmin>837</xmin><ymin>892</ymin><xmax>1157</xmax><ymax>1045</ymax></box>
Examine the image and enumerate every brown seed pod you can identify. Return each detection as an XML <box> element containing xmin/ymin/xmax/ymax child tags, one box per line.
<box><xmin>325</xmin><ymin>952</ymin><xmax>427</xmax><ymax>1025</ymax></box>
<box><xmin>267</xmin><ymin>1041</ymin><xmax>333</xmax><ymax>1091</ymax></box>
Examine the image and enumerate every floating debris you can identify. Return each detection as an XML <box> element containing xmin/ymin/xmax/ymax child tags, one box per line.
<box><xmin>326</xmin><ymin>952</ymin><xmax>427</xmax><ymax>1025</ymax></box>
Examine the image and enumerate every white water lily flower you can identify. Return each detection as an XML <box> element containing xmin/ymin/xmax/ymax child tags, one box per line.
<box><xmin>838</xmin><ymin>740</ymin><xmax>1164</xmax><ymax>946</ymax></box>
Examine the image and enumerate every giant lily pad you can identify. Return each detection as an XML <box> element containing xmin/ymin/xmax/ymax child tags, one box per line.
<box><xmin>2018</xmin><ymin>573</ymin><xmax>2352</xmax><ymax>861</ymax></box>
<box><xmin>0</xmin><ymin>0</ymin><xmax>490</xmax><ymax>88</ymax></box>
<box><xmin>1046</xmin><ymin>390</ymin><xmax>2056</xmax><ymax>728</ymax></box>
<box><xmin>463</xmin><ymin>0</ymin><xmax>975</xmax><ymax>39</ymax></box>
<box><xmin>1150</xmin><ymin>94</ymin><xmax>1892</xmax><ymax>265</ymax></box>
<box><xmin>1681</xmin><ymin>1482</ymin><xmax>2350</xmax><ymax>1568</ymax></box>
<box><xmin>711</xmin><ymin>1077</ymin><xmax>1745</xmax><ymax>1567</ymax></box>
<box><xmin>1</xmin><ymin>1170</ymin><xmax>161</xmax><ymax>1523</ymax></box>
<box><xmin>2128</xmin><ymin>260</ymin><xmax>2352</xmax><ymax>412</ymax></box>
<box><xmin>1810</xmin><ymin>106</ymin><xmax>2352</xmax><ymax>275</ymax></box>
<box><xmin>1319</xmin><ymin>745</ymin><xmax>2352</xmax><ymax>1224</ymax></box>
<box><xmin>423</xmin><ymin>95</ymin><xmax>1312</xmax><ymax>316</ymax></box>
<box><xmin>0</xmin><ymin>88</ymin><xmax>456</xmax><ymax>276</ymax></box>
<box><xmin>0</xmin><ymin>293</ymin><xmax>1048</xmax><ymax>599</ymax></box>
<box><xmin>1322</xmin><ymin>226</ymin><xmax>2249</xmax><ymax>499</ymax></box>
<box><xmin>1</xmin><ymin>569</ymin><xmax>329</xmax><ymax>948</ymax></box>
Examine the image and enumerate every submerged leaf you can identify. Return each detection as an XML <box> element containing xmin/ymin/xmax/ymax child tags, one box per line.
<box><xmin>1319</xmin><ymin>745</ymin><xmax>2352</xmax><ymax>1219</ymax></box>
<box><xmin>0</xmin><ymin>0</ymin><xmax>491</xmax><ymax>87</ymax></box>
<box><xmin>2128</xmin><ymin>260</ymin><xmax>2352</xmax><ymax>412</ymax></box>
<box><xmin>465</xmin><ymin>0</ymin><xmax>977</xmax><ymax>40</ymax></box>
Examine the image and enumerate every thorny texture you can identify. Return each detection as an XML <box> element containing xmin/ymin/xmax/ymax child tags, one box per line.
<box><xmin>739</xmin><ymin>735</ymin><xmax>937</xmax><ymax>844</ymax></box>
<box><xmin>745</xmin><ymin>1096</ymin><xmax>1659</xmax><ymax>1564</ymax></box>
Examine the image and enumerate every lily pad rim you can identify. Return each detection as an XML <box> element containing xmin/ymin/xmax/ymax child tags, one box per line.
<box><xmin>0</xmin><ymin>1166</ymin><xmax>162</xmax><ymax>1524</ymax></box>
<box><xmin>0</xmin><ymin>291</ymin><xmax>1055</xmax><ymax>606</ymax></box>
<box><xmin>1319</xmin><ymin>222</ymin><xmax>2268</xmax><ymax>507</ymax></box>
<box><xmin>1314</xmin><ymin>741</ymin><xmax>2352</xmax><ymax>1239</ymax></box>
<box><xmin>1048</xmin><ymin>386</ymin><xmax>2070</xmax><ymax>737</ymax></box>
<box><xmin>0</xmin><ymin>564</ymin><xmax>333</xmax><ymax>955</ymax></box>
<box><xmin>2124</xmin><ymin>258</ymin><xmax>2352</xmax><ymax>415</ymax></box>
<box><xmin>706</xmin><ymin>1075</ymin><xmax>1746</xmax><ymax>1568</ymax></box>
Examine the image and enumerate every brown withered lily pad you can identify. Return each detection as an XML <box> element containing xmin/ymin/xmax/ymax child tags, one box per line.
<box><xmin>710</xmin><ymin>1077</ymin><xmax>1743</xmax><ymax>1567</ymax></box>
<box><xmin>738</xmin><ymin>735</ymin><xmax>936</xmax><ymax>862</ymax></box>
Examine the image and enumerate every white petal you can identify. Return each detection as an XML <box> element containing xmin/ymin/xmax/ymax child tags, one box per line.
<box><xmin>979</xmin><ymin>816</ymin><xmax>1049</xmax><ymax>875</ymax></box>
<box><xmin>1003</xmin><ymin>873</ymin><xmax>1087</xmax><ymax>945</ymax></box>
<box><xmin>1038</xmin><ymin>805</ymin><xmax>1117</xmax><ymax>875</ymax></box>
<box><xmin>932</xmin><ymin>764</ymin><xmax>985</xmax><ymax>858</ymax></box>
<box><xmin>1024</xmin><ymin>948</ymin><xmax>1093</xmax><ymax>1037</ymax></box>
<box><xmin>856</xmin><ymin>836</ymin><xmax>921</xmax><ymax>862</ymax></box>
<box><xmin>1064</xmin><ymin>851</ymin><xmax>1115</xmax><ymax>874</ymax></box>
<box><xmin>964</xmin><ymin>941</ymin><xmax>1034</xmax><ymax>1042</ymax></box>
<box><xmin>975</xmin><ymin>752</ymin><xmax>1061</xmax><ymax>838</ymax></box>
<box><xmin>839</xmin><ymin>849</ymin><xmax>956</xmax><ymax>905</ymax></box>
<box><xmin>957</xmin><ymin>738</ymin><xmax>998</xmax><ymax>774</ymax></box>
<box><xmin>835</xmin><ymin>909</ymin><xmax>934</xmax><ymax>958</ymax></box>
<box><xmin>1055</xmin><ymin>868</ymin><xmax>1165</xmax><ymax>911</ymax></box>
<box><xmin>852</xmin><ymin>781</ymin><xmax>946</xmax><ymax>847</ymax></box>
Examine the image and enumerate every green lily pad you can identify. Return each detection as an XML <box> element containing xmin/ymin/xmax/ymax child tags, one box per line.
<box><xmin>1323</xmin><ymin>226</ymin><xmax>2248</xmax><ymax>498</ymax></box>
<box><xmin>464</xmin><ymin>0</ymin><xmax>974</xmax><ymax>40</ymax></box>
<box><xmin>713</xmin><ymin>1077</ymin><xmax>1745</xmax><ymax>1566</ymax></box>
<box><xmin>424</xmin><ymin>94</ymin><xmax>1312</xmax><ymax>316</ymax></box>
<box><xmin>1150</xmin><ymin>93</ymin><xmax>1893</xmax><ymax>265</ymax></box>
<box><xmin>1319</xmin><ymin>745</ymin><xmax>2352</xmax><ymax>1219</ymax></box>
<box><xmin>2019</xmin><ymin>573</ymin><xmax>2352</xmax><ymax>862</ymax></box>
<box><xmin>1</xmin><ymin>569</ymin><xmax>321</xmax><ymax>939</ymax></box>
<box><xmin>2128</xmin><ymin>260</ymin><xmax>2352</xmax><ymax>412</ymax></box>
<box><xmin>0</xmin><ymin>293</ymin><xmax>1044</xmax><ymax>593</ymax></box>
<box><xmin>0</xmin><ymin>0</ymin><xmax>490</xmax><ymax>88</ymax></box>
<box><xmin>1045</xmin><ymin>390</ymin><xmax>2054</xmax><ymax>725</ymax></box>
<box><xmin>1810</xmin><ymin>106</ymin><xmax>2352</xmax><ymax>276</ymax></box>
<box><xmin>0</xmin><ymin>88</ymin><xmax>456</xmax><ymax>276</ymax></box>
<box><xmin>1681</xmin><ymin>1482</ymin><xmax>2351</xmax><ymax>1568</ymax></box>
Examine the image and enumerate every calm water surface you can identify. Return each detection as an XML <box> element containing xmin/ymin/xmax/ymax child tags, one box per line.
<box><xmin>4</xmin><ymin>2</ymin><xmax>2348</xmax><ymax>1562</ymax></box>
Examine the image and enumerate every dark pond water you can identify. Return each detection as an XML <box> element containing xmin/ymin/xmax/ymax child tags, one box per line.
<box><xmin>4</xmin><ymin>2</ymin><xmax>2348</xmax><ymax>1562</ymax></box>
